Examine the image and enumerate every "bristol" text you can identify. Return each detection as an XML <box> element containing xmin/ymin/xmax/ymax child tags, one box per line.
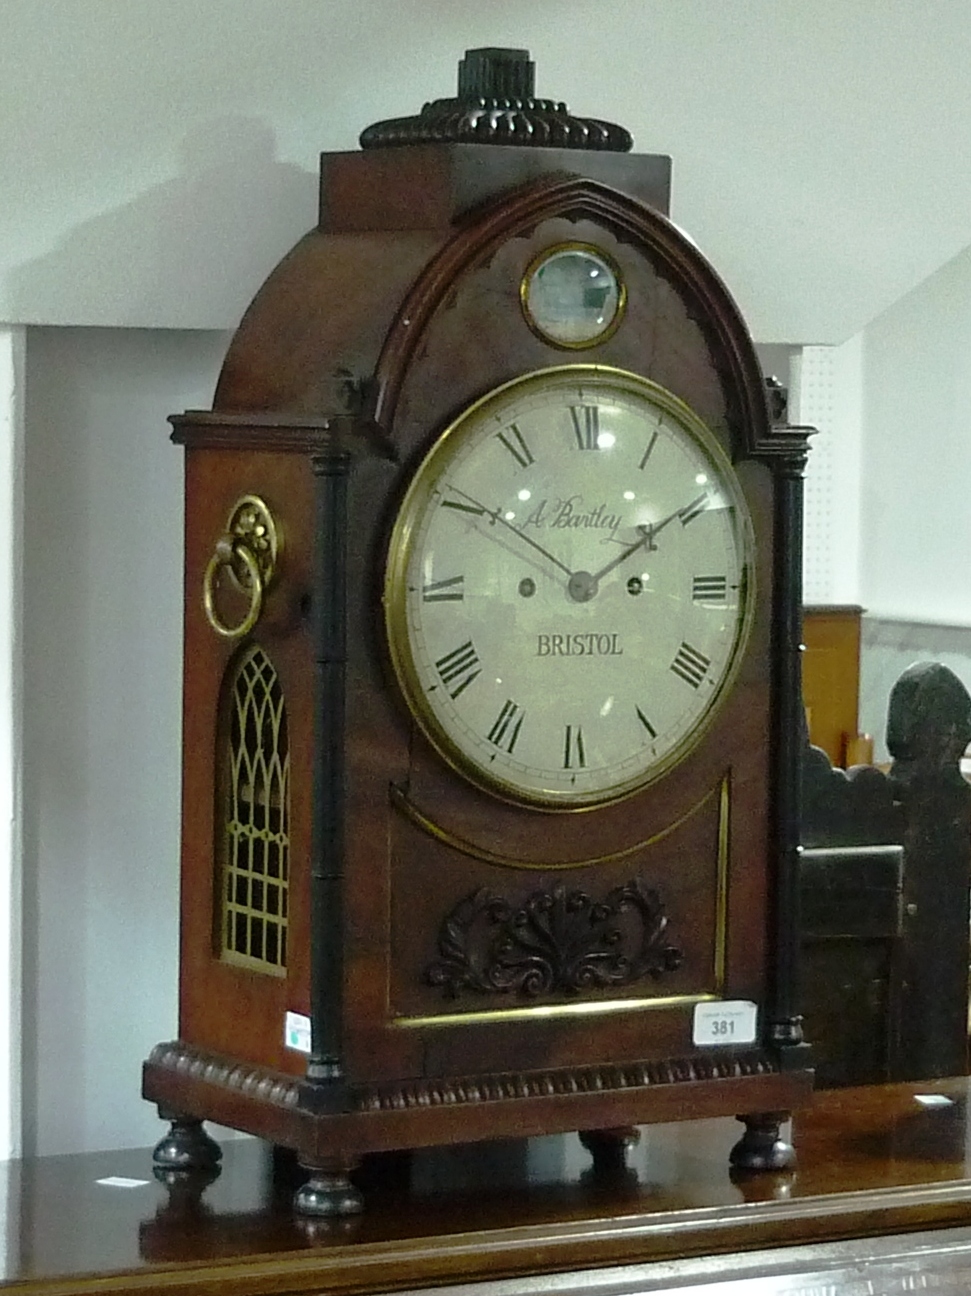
<box><xmin>537</xmin><ymin>633</ymin><xmax>623</xmax><ymax>657</ymax></box>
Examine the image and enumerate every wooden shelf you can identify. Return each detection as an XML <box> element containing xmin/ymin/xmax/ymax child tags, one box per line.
<box><xmin>12</xmin><ymin>1080</ymin><xmax>971</xmax><ymax>1294</ymax></box>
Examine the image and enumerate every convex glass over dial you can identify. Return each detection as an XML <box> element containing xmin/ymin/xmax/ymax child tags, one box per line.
<box><xmin>384</xmin><ymin>365</ymin><xmax>755</xmax><ymax>808</ymax></box>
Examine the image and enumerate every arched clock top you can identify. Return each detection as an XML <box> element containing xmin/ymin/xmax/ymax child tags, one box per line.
<box><xmin>204</xmin><ymin>169</ymin><xmax>794</xmax><ymax>472</ymax></box>
<box><xmin>374</xmin><ymin>174</ymin><xmax>777</xmax><ymax>467</ymax></box>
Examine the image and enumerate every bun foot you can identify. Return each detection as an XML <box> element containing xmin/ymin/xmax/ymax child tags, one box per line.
<box><xmin>729</xmin><ymin>1111</ymin><xmax>795</xmax><ymax>1172</ymax></box>
<box><xmin>294</xmin><ymin>1160</ymin><xmax>364</xmax><ymax>1217</ymax></box>
<box><xmin>152</xmin><ymin>1116</ymin><xmax>222</xmax><ymax>1173</ymax></box>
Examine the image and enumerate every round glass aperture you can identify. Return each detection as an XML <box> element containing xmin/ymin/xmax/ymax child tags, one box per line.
<box><xmin>522</xmin><ymin>244</ymin><xmax>624</xmax><ymax>348</ymax></box>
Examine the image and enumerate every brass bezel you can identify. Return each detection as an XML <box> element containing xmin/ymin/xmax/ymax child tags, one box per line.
<box><xmin>520</xmin><ymin>241</ymin><xmax>627</xmax><ymax>351</ymax></box>
<box><xmin>383</xmin><ymin>364</ymin><xmax>756</xmax><ymax>812</ymax></box>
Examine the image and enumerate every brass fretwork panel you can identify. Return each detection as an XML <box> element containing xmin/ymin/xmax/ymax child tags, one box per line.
<box><xmin>218</xmin><ymin>644</ymin><xmax>289</xmax><ymax>975</ymax></box>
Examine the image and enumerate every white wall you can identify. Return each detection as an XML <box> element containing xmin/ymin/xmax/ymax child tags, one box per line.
<box><xmin>852</xmin><ymin>243</ymin><xmax>971</xmax><ymax>752</ymax></box>
<box><xmin>860</xmin><ymin>241</ymin><xmax>971</xmax><ymax>628</ymax></box>
<box><xmin>5</xmin><ymin>0</ymin><xmax>971</xmax><ymax>341</ymax></box>
<box><xmin>792</xmin><ymin>340</ymin><xmax>866</xmax><ymax>607</ymax></box>
<box><xmin>22</xmin><ymin>327</ymin><xmax>229</xmax><ymax>1156</ymax></box>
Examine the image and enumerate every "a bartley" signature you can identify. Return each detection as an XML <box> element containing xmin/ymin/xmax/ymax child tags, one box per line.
<box><xmin>521</xmin><ymin>495</ymin><xmax>623</xmax><ymax>540</ymax></box>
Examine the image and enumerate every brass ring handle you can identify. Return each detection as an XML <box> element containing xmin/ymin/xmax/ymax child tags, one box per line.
<box><xmin>203</xmin><ymin>539</ymin><xmax>264</xmax><ymax>639</ymax></box>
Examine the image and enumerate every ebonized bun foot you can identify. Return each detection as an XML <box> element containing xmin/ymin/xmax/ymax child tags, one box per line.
<box><xmin>578</xmin><ymin>1126</ymin><xmax>641</xmax><ymax>1191</ymax></box>
<box><xmin>579</xmin><ymin>1125</ymin><xmax>641</xmax><ymax>1177</ymax></box>
<box><xmin>294</xmin><ymin>1162</ymin><xmax>364</xmax><ymax>1217</ymax></box>
<box><xmin>729</xmin><ymin>1111</ymin><xmax>795</xmax><ymax>1172</ymax></box>
<box><xmin>152</xmin><ymin>1116</ymin><xmax>223</xmax><ymax>1173</ymax></box>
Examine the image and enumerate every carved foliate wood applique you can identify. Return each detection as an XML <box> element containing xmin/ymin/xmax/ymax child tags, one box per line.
<box><xmin>425</xmin><ymin>878</ymin><xmax>683</xmax><ymax>1000</ymax></box>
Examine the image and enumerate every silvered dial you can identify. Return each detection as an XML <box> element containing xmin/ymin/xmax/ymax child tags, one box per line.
<box><xmin>384</xmin><ymin>365</ymin><xmax>754</xmax><ymax>809</ymax></box>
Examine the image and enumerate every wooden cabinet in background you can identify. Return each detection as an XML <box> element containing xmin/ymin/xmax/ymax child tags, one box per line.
<box><xmin>803</xmin><ymin>606</ymin><xmax>870</xmax><ymax>767</ymax></box>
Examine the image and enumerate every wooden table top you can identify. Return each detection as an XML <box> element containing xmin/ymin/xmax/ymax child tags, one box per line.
<box><xmin>9</xmin><ymin>1078</ymin><xmax>971</xmax><ymax>1295</ymax></box>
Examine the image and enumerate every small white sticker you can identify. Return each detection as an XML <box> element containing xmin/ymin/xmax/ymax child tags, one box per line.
<box><xmin>285</xmin><ymin>1010</ymin><xmax>312</xmax><ymax>1054</ymax></box>
<box><xmin>692</xmin><ymin>1000</ymin><xmax>758</xmax><ymax>1047</ymax></box>
<box><xmin>96</xmin><ymin>1176</ymin><xmax>150</xmax><ymax>1189</ymax></box>
<box><xmin>915</xmin><ymin>1093</ymin><xmax>954</xmax><ymax>1107</ymax></box>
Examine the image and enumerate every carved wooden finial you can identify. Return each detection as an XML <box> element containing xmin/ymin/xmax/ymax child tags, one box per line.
<box><xmin>359</xmin><ymin>48</ymin><xmax>633</xmax><ymax>152</ymax></box>
<box><xmin>887</xmin><ymin>661</ymin><xmax>971</xmax><ymax>779</ymax></box>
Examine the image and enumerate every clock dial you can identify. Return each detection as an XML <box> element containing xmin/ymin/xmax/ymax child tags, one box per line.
<box><xmin>384</xmin><ymin>365</ymin><xmax>755</xmax><ymax>808</ymax></box>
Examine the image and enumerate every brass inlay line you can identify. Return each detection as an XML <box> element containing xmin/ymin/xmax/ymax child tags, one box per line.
<box><xmin>390</xmin><ymin>781</ymin><xmax>717</xmax><ymax>872</ymax></box>
<box><xmin>396</xmin><ymin>992</ymin><xmax>718</xmax><ymax>1030</ymax></box>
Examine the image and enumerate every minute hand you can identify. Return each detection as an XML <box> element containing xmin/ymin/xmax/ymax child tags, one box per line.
<box><xmin>589</xmin><ymin>500</ymin><xmax>691</xmax><ymax>584</ymax></box>
<box><xmin>448</xmin><ymin>488</ymin><xmax>575</xmax><ymax>578</ymax></box>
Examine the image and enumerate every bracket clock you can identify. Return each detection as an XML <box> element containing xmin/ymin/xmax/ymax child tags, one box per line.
<box><xmin>143</xmin><ymin>48</ymin><xmax>813</xmax><ymax>1215</ymax></box>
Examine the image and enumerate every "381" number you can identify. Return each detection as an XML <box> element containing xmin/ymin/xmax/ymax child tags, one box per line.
<box><xmin>692</xmin><ymin>1000</ymin><xmax>758</xmax><ymax>1047</ymax></box>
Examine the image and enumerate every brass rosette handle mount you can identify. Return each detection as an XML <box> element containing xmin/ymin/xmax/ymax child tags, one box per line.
<box><xmin>202</xmin><ymin>495</ymin><xmax>281</xmax><ymax>639</ymax></box>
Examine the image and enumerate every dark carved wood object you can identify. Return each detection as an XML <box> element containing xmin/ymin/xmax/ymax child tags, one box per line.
<box><xmin>800</xmin><ymin>661</ymin><xmax>971</xmax><ymax>1087</ymax></box>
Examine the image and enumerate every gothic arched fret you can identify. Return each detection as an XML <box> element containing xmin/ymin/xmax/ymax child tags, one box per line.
<box><xmin>218</xmin><ymin>644</ymin><xmax>290</xmax><ymax>975</ymax></box>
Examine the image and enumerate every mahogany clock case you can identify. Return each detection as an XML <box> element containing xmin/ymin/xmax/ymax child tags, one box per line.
<box><xmin>145</xmin><ymin>141</ymin><xmax>811</xmax><ymax>1170</ymax></box>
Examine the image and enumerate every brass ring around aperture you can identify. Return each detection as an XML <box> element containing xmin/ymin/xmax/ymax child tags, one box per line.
<box><xmin>202</xmin><ymin>540</ymin><xmax>264</xmax><ymax>639</ymax></box>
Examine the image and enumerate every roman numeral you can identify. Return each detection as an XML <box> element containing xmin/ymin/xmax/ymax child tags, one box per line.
<box><xmin>679</xmin><ymin>493</ymin><xmax>709</xmax><ymax>526</ymax></box>
<box><xmin>441</xmin><ymin>498</ymin><xmax>488</xmax><ymax>516</ymax></box>
<box><xmin>670</xmin><ymin>642</ymin><xmax>711</xmax><ymax>689</ymax></box>
<box><xmin>422</xmin><ymin>575</ymin><xmax>465</xmax><ymax>602</ymax></box>
<box><xmin>434</xmin><ymin>640</ymin><xmax>481</xmax><ymax>698</ymax></box>
<box><xmin>636</xmin><ymin>707</ymin><xmax>657</xmax><ymax>739</ymax></box>
<box><xmin>487</xmin><ymin>700</ymin><xmax>524</xmax><ymax>753</ymax></box>
<box><xmin>692</xmin><ymin>575</ymin><xmax>728</xmax><ymax>602</ymax></box>
<box><xmin>495</xmin><ymin>423</ymin><xmax>535</xmax><ymax>469</ymax></box>
<box><xmin>638</xmin><ymin>429</ymin><xmax>659</xmax><ymax>470</ymax></box>
<box><xmin>569</xmin><ymin>404</ymin><xmax>600</xmax><ymax>450</ymax></box>
<box><xmin>563</xmin><ymin>724</ymin><xmax>586</xmax><ymax>769</ymax></box>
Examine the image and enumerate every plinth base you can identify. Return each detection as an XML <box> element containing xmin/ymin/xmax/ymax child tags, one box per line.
<box><xmin>143</xmin><ymin>1039</ymin><xmax>811</xmax><ymax>1214</ymax></box>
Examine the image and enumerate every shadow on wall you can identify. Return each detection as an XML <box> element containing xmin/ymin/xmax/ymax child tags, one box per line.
<box><xmin>8</xmin><ymin>117</ymin><xmax>318</xmax><ymax>329</ymax></box>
